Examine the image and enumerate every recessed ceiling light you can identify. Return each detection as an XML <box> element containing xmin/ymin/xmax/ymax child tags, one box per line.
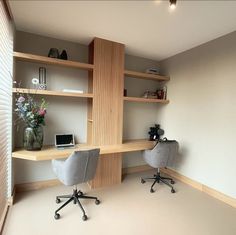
<box><xmin>170</xmin><ymin>0</ymin><xmax>177</xmax><ymax>10</ymax></box>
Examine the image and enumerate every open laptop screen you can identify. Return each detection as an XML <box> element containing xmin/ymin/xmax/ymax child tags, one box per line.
<box><xmin>55</xmin><ymin>134</ymin><xmax>75</xmax><ymax>147</ymax></box>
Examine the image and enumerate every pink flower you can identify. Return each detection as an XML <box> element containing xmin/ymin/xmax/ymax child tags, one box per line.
<box><xmin>38</xmin><ymin>109</ymin><xmax>46</xmax><ymax>116</ymax></box>
<box><xmin>18</xmin><ymin>96</ymin><xmax>25</xmax><ymax>103</ymax></box>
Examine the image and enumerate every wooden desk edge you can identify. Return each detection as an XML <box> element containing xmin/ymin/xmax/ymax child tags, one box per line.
<box><xmin>12</xmin><ymin>140</ymin><xmax>156</xmax><ymax>161</ymax></box>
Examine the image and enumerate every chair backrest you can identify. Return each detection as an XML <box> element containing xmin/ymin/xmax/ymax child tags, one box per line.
<box><xmin>143</xmin><ymin>141</ymin><xmax>178</xmax><ymax>168</ymax></box>
<box><xmin>63</xmin><ymin>149</ymin><xmax>100</xmax><ymax>186</ymax></box>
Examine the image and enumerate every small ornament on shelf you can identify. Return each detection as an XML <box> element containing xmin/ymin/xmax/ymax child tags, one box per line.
<box><xmin>148</xmin><ymin>92</ymin><xmax>158</xmax><ymax>99</ymax></box>
<box><xmin>48</xmin><ymin>48</ymin><xmax>60</xmax><ymax>58</ymax></box>
<box><xmin>47</xmin><ymin>48</ymin><xmax>68</xmax><ymax>60</ymax></box>
<box><xmin>59</xmin><ymin>50</ymin><xmax>68</xmax><ymax>60</ymax></box>
<box><xmin>32</xmin><ymin>77</ymin><xmax>39</xmax><ymax>89</ymax></box>
<box><xmin>39</xmin><ymin>67</ymin><xmax>47</xmax><ymax>90</ymax></box>
<box><xmin>142</xmin><ymin>90</ymin><xmax>157</xmax><ymax>99</ymax></box>
<box><xmin>145</xmin><ymin>67</ymin><xmax>160</xmax><ymax>75</ymax></box>
<box><xmin>156</xmin><ymin>86</ymin><xmax>167</xmax><ymax>100</ymax></box>
<box><xmin>148</xmin><ymin>124</ymin><xmax>164</xmax><ymax>141</ymax></box>
<box><xmin>142</xmin><ymin>90</ymin><xmax>150</xmax><ymax>98</ymax></box>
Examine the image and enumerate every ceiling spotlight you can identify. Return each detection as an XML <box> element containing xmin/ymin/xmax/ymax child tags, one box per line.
<box><xmin>170</xmin><ymin>0</ymin><xmax>177</xmax><ymax>10</ymax></box>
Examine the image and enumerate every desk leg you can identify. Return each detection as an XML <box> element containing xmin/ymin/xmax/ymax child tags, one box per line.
<box><xmin>89</xmin><ymin>153</ymin><xmax>122</xmax><ymax>189</ymax></box>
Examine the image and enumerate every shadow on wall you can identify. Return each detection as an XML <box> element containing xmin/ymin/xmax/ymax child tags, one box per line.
<box><xmin>168</xmin><ymin>144</ymin><xmax>189</xmax><ymax>171</ymax></box>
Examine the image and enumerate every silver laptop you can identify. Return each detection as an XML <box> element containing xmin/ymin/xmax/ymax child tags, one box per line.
<box><xmin>55</xmin><ymin>134</ymin><xmax>75</xmax><ymax>149</ymax></box>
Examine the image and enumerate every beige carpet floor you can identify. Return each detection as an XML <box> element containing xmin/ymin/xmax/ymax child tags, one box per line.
<box><xmin>3</xmin><ymin>170</ymin><xmax>236</xmax><ymax>235</ymax></box>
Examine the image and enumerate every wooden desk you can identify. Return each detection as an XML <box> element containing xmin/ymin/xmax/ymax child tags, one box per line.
<box><xmin>12</xmin><ymin>139</ymin><xmax>156</xmax><ymax>161</ymax></box>
<box><xmin>12</xmin><ymin>139</ymin><xmax>155</xmax><ymax>189</ymax></box>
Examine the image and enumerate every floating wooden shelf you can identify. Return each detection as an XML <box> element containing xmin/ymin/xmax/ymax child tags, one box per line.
<box><xmin>13</xmin><ymin>88</ymin><xmax>93</xmax><ymax>99</ymax></box>
<box><xmin>123</xmin><ymin>96</ymin><xmax>169</xmax><ymax>104</ymax></box>
<box><xmin>13</xmin><ymin>52</ymin><xmax>94</xmax><ymax>71</ymax></box>
<box><xmin>12</xmin><ymin>139</ymin><xmax>156</xmax><ymax>161</ymax></box>
<box><xmin>124</xmin><ymin>70</ymin><xmax>169</xmax><ymax>81</ymax></box>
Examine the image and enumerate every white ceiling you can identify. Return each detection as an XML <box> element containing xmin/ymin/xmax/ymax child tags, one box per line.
<box><xmin>9</xmin><ymin>0</ymin><xmax>236</xmax><ymax>61</ymax></box>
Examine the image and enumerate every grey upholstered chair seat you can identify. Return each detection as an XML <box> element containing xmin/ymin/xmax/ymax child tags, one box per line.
<box><xmin>141</xmin><ymin>140</ymin><xmax>179</xmax><ymax>193</ymax></box>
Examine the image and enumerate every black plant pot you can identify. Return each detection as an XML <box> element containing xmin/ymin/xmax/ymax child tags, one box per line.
<box><xmin>60</xmin><ymin>50</ymin><xmax>68</xmax><ymax>60</ymax></box>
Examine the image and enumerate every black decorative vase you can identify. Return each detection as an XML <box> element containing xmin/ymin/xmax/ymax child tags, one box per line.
<box><xmin>48</xmin><ymin>48</ymin><xmax>60</xmax><ymax>58</ymax></box>
<box><xmin>23</xmin><ymin>126</ymin><xmax>43</xmax><ymax>151</ymax></box>
<box><xmin>60</xmin><ymin>50</ymin><xmax>68</xmax><ymax>60</ymax></box>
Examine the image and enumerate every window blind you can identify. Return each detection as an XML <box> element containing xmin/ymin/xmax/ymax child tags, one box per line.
<box><xmin>0</xmin><ymin>1</ymin><xmax>13</xmax><ymax>230</ymax></box>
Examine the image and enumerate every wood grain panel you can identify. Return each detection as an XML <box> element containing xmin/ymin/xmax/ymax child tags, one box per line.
<box><xmin>88</xmin><ymin>38</ymin><xmax>124</xmax><ymax>188</ymax></box>
<box><xmin>89</xmin><ymin>153</ymin><xmax>122</xmax><ymax>188</ymax></box>
<box><xmin>90</xmin><ymin>38</ymin><xmax>124</xmax><ymax>145</ymax></box>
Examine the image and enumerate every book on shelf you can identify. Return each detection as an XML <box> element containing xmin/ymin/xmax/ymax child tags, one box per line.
<box><xmin>62</xmin><ymin>89</ymin><xmax>84</xmax><ymax>94</ymax></box>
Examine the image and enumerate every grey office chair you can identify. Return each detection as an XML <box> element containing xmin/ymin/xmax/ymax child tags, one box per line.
<box><xmin>141</xmin><ymin>139</ymin><xmax>178</xmax><ymax>193</ymax></box>
<box><xmin>52</xmin><ymin>149</ymin><xmax>100</xmax><ymax>221</ymax></box>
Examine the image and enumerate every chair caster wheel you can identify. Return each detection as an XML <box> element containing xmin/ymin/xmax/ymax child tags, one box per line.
<box><xmin>78</xmin><ymin>191</ymin><xmax>84</xmax><ymax>196</ymax></box>
<box><xmin>141</xmin><ymin>179</ymin><xmax>146</xmax><ymax>184</ymax></box>
<box><xmin>150</xmin><ymin>188</ymin><xmax>154</xmax><ymax>193</ymax></box>
<box><xmin>95</xmin><ymin>199</ymin><xmax>100</xmax><ymax>205</ymax></box>
<box><xmin>82</xmin><ymin>215</ymin><xmax>88</xmax><ymax>221</ymax></box>
<box><xmin>171</xmin><ymin>189</ymin><xmax>176</xmax><ymax>193</ymax></box>
<box><xmin>54</xmin><ymin>213</ymin><xmax>60</xmax><ymax>220</ymax></box>
<box><xmin>171</xmin><ymin>180</ymin><xmax>175</xmax><ymax>184</ymax></box>
<box><xmin>56</xmin><ymin>198</ymin><xmax>61</xmax><ymax>204</ymax></box>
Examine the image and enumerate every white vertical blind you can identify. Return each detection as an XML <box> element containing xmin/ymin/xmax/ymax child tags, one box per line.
<box><xmin>0</xmin><ymin>0</ymin><xmax>13</xmax><ymax>229</ymax></box>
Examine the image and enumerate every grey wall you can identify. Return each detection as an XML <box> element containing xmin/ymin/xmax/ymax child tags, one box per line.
<box><xmin>14</xmin><ymin>31</ymin><xmax>161</xmax><ymax>184</ymax></box>
<box><xmin>159</xmin><ymin>31</ymin><xmax>236</xmax><ymax>198</ymax></box>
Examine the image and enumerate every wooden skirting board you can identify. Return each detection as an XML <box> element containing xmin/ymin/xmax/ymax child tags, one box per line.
<box><xmin>14</xmin><ymin>165</ymin><xmax>236</xmax><ymax>208</ymax></box>
<box><xmin>15</xmin><ymin>179</ymin><xmax>61</xmax><ymax>193</ymax></box>
<box><xmin>122</xmin><ymin>164</ymin><xmax>153</xmax><ymax>175</ymax></box>
<box><xmin>161</xmin><ymin>168</ymin><xmax>236</xmax><ymax>208</ymax></box>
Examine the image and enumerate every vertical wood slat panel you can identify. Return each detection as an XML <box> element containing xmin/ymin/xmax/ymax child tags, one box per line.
<box><xmin>88</xmin><ymin>38</ymin><xmax>124</xmax><ymax>188</ymax></box>
<box><xmin>89</xmin><ymin>153</ymin><xmax>122</xmax><ymax>189</ymax></box>
<box><xmin>91</xmin><ymin>38</ymin><xmax>124</xmax><ymax>146</ymax></box>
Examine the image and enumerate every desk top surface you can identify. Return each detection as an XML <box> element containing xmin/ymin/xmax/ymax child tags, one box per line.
<box><xmin>12</xmin><ymin>139</ymin><xmax>156</xmax><ymax>161</ymax></box>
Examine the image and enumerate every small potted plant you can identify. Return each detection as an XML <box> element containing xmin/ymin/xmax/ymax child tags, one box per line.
<box><xmin>15</xmin><ymin>92</ymin><xmax>48</xmax><ymax>151</ymax></box>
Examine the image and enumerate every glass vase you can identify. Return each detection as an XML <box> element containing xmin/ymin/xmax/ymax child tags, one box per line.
<box><xmin>23</xmin><ymin>126</ymin><xmax>43</xmax><ymax>151</ymax></box>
